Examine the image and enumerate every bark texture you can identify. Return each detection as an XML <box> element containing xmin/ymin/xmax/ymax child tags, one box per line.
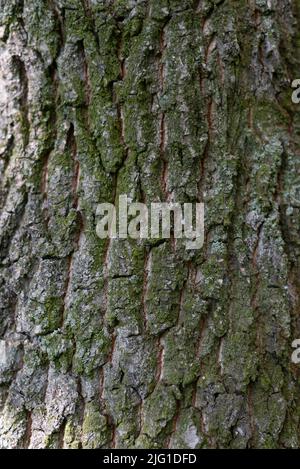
<box><xmin>0</xmin><ymin>0</ymin><xmax>300</xmax><ymax>449</ymax></box>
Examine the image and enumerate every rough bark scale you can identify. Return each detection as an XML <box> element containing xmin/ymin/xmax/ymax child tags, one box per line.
<box><xmin>0</xmin><ymin>0</ymin><xmax>300</xmax><ymax>449</ymax></box>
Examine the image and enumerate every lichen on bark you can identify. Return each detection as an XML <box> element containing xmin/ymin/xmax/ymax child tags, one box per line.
<box><xmin>0</xmin><ymin>0</ymin><xmax>300</xmax><ymax>449</ymax></box>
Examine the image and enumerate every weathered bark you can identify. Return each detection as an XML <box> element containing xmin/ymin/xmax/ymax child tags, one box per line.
<box><xmin>0</xmin><ymin>0</ymin><xmax>299</xmax><ymax>449</ymax></box>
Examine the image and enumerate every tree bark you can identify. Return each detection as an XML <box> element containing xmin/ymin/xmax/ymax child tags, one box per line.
<box><xmin>0</xmin><ymin>0</ymin><xmax>300</xmax><ymax>449</ymax></box>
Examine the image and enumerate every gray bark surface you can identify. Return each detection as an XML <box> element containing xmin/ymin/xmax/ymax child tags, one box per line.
<box><xmin>0</xmin><ymin>0</ymin><xmax>300</xmax><ymax>449</ymax></box>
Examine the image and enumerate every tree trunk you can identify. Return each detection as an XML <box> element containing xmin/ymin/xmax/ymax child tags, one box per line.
<box><xmin>0</xmin><ymin>0</ymin><xmax>300</xmax><ymax>449</ymax></box>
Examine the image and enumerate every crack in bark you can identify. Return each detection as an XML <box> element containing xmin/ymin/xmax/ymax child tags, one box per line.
<box><xmin>22</xmin><ymin>410</ymin><xmax>32</xmax><ymax>449</ymax></box>
<box><xmin>158</xmin><ymin>28</ymin><xmax>170</xmax><ymax>203</ymax></box>
<box><xmin>141</xmin><ymin>249</ymin><xmax>151</xmax><ymax>332</ymax></box>
<box><xmin>40</xmin><ymin>61</ymin><xmax>59</xmax><ymax>228</ymax></box>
